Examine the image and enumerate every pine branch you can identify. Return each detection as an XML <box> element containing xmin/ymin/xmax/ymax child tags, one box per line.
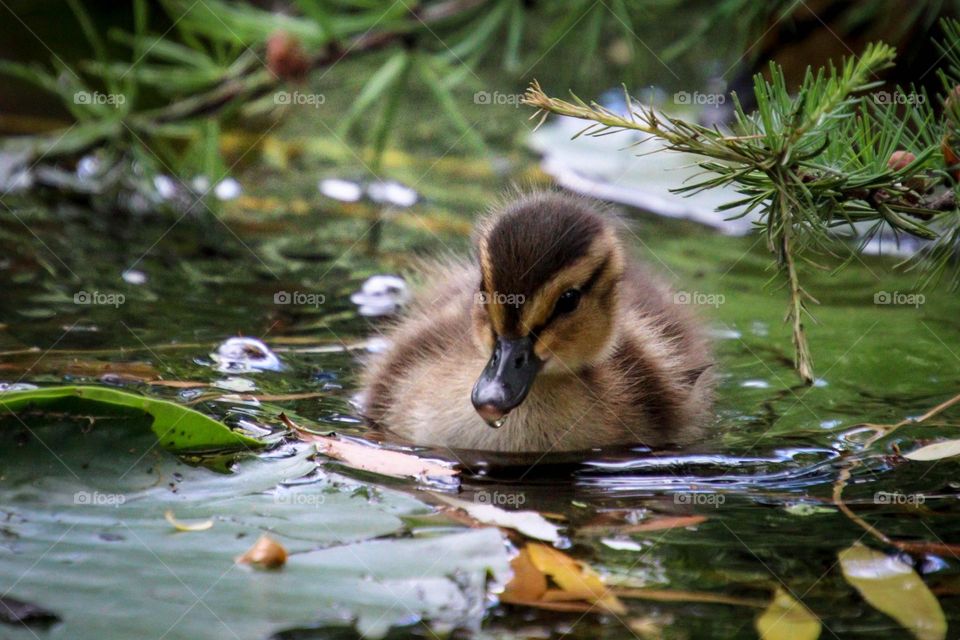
<box><xmin>523</xmin><ymin>41</ymin><xmax>960</xmax><ymax>383</ymax></box>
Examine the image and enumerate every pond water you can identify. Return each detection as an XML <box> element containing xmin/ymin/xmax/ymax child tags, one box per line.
<box><xmin>2</xmin><ymin>167</ymin><xmax>960</xmax><ymax>639</ymax></box>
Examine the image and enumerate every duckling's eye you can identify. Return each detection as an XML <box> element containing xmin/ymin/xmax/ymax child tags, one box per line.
<box><xmin>554</xmin><ymin>289</ymin><xmax>581</xmax><ymax>315</ymax></box>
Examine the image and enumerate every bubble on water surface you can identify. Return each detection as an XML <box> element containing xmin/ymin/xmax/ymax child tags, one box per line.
<box><xmin>212</xmin><ymin>337</ymin><xmax>283</xmax><ymax>373</ymax></box>
<box><xmin>213</xmin><ymin>377</ymin><xmax>257</xmax><ymax>393</ymax></box>
<box><xmin>364</xmin><ymin>337</ymin><xmax>392</xmax><ymax>353</ymax></box>
<box><xmin>122</xmin><ymin>269</ymin><xmax>147</xmax><ymax>285</ymax></box>
<box><xmin>76</xmin><ymin>154</ymin><xmax>101</xmax><ymax>181</ymax></box>
<box><xmin>190</xmin><ymin>175</ymin><xmax>211</xmax><ymax>193</ymax></box>
<box><xmin>350</xmin><ymin>275</ymin><xmax>409</xmax><ymax>317</ymax></box>
<box><xmin>367</xmin><ymin>180</ymin><xmax>418</xmax><ymax>208</ymax></box>
<box><xmin>214</xmin><ymin>177</ymin><xmax>242</xmax><ymax>201</ymax></box>
<box><xmin>318</xmin><ymin>178</ymin><xmax>363</xmax><ymax>202</ymax></box>
<box><xmin>0</xmin><ymin>382</ymin><xmax>39</xmax><ymax>392</ymax></box>
<box><xmin>153</xmin><ymin>175</ymin><xmax>177</xmax><ymax>200</ymax></box>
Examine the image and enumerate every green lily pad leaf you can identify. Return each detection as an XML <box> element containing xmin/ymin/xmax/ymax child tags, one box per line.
<box><xmin>904</xmin><ymin>439</ymin><xmax>960</xmax><ymax>461</ymax></box>
<box><xmin>2</xmin><ymin>416</ymin><xmax>505</xmax><ymax>639</ymax></box>
<box><xmin>755</xmin><ymin>587</ymin><xmax>821</xmax><ymax>640</ymax></box>
<box><xmin>839</xmin><ymin>543</ymin><xmax>946</xmax><ymax>640</ymax></box>
<box><xmin>0</xmin><ymin>384</ymin><xmax>261</xmax><ymax>451</ymax></box>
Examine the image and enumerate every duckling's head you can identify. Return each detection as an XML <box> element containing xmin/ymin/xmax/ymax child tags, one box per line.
<box><xmin>470</xmin><ymin>192</ymin><xmax>626</xmax><ymax>426</ymax></box>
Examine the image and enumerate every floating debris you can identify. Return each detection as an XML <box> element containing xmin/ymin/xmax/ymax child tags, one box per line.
<box><xmin>0</xmin><ymin>151</ymin><xmax>33</xmax><ymax>194</ymax></box>
<box><xmin>214</xmin><ymin>177</ymin><xmax>242</xmax><ymax>201</ymax></box>
<box><xmin>350</xmin><ymin>275</ymin><xmax>409</xmax><ymax>317</ymax></box>
<box><xmin>364</xmin><ymin>336</ymin><xmax>392</xmax><ymax>353</ymax></box>
<box><xmin>213</xmin><ymin>377</ymin><xmax>257</xmax><ymax>393</ymax></box>
<box><xmin>367</xmin><ymin>180</ymin><xmax>418</xmax><ymax>208</ymax></box>
<box><xmin>0</xmin><ymin>383</ymin><xmax>39</xmax><ymax>393</ymax></box>
<box><xmin>211</xmin><ymin>337</ymin><xmax>282</xmax><ymax>373</ymax></box>
<box><xmin>152</xmin><ymin>175</ymin><xmax>177</xmax><ymax>200</ymax></box>
<box><xmin>318</xmin><ymin>177</ymin><xmax>419</xmax><ymax>208</ymax></box>
<box><xmin>190</xmin><ymin>175</ymin><xmax>211</xmax><ymax>193</ymax></box>
<box><xmin>236</xmin><ymin>534</ymin><xmax>287</xmax><ymax>569</ymax></box>
<box><xmin>122</xmin><ymin>269</ymin><xmax>147</xmax><ymax>285</ymax></box>
<box><xmin>75</xmin><ymin>154</ymin><xmax>102</xmax><ymax>181</ymax></box>
<box><xmin>164</xmin><ymin>510</ymin><xmax>214</xmax><ymax>532</ymax></box>
<box><xmin>2</xmin><ymin>168</ymin><xmax>33</xmax><ymax>193</ymax></box>
<box><xmin>318</xmin><ymin>178</ymin><xmax>363</xmax><ymax>202</ymax></box>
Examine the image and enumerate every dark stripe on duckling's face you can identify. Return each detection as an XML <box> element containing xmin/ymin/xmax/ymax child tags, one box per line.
<box><xmin>479</xmin><ymin>194</ymin><xmax>605</xmax><ymax>338</ymax></box>
<box><xmin>472</xmin><ymin>195</ymin><xmax>625</xmax><ymax>426</ymax></box>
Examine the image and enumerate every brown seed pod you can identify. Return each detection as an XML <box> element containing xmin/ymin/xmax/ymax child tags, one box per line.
<box><xmin>236</xmin><ymin>534</ymin><xmax>287</xmax><ymax>569</ymax></box>
<box><xmin>266</xmin><ymin>31</ymin><xmax>310</xmax><ymax>82</ymax></box>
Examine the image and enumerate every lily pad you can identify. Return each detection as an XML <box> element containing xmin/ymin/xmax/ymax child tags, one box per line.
<box><xmin>0</xmin><ymin>410</ymin><xmax>508</xmax><ymax>639</ymax></box>
<box><xmin>0</xmin><ymin>384</ymin><xmax>261</xmax><ymax>451</ymax></box>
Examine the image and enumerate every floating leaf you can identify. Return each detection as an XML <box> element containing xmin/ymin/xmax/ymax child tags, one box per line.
<box><xmin>839</xmin><ymin>543</ymin><xmax>946</xmax><ymax>640</ymax></box>
<box><xmin>284</xmin><ymin>414</ymin><xmax>458</xmax><ymax>483</ymax></box>
<box><xmin>0</xmin><ymin>385</ymin><xmax>261</xmax><ymax>451</ymax></box>
<box><xmin>164</xmin><ymin>510</ymin><xmax>214</xmax><ymax>532</ymax></box>
<box><xmin>501</xmin><ymin>543</ymin><xmax>626</xmax><ymax>614</ymax></box>
<box><xmin>904</xmin><ymin>439</ymin><xmax>960</xmax><ymax>461</ymax></box>
<box><xmin>502</xmin><ymin>544</ymin><xmax>548</xmax><ymax>602</ymax></box>
<box><xmin>236</xmin><ymin>535</ymin><xmax>287</xmax><ymax>569</ymax></box>
<box><xmin>755</xmin><ymin>587</ymin><xmax>821</xmax><ymax>640</ymax></box>
<box><xmin>432</xmin><ymin>494</ymin><xmax>560</xmax><ymax>542</ymax></box>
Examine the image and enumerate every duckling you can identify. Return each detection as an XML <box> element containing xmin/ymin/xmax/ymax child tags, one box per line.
<box><xmin>360</xmin><ymin>191</ymin><xmax>715</xmax><ymax>452</ymax></box>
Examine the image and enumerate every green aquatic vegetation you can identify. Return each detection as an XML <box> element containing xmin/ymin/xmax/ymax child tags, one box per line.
<box><xmin>0</xmin><ymin>385</ymin><xmax>262</xmax><ymax>451</ymax></box>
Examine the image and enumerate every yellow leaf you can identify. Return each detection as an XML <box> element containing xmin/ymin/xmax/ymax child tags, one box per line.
<box><xmin>755</xmin><ymin>587</ymin><xmax>821</xmax><ymax>640</ymax></box>
<box><xmin>164</xmin><ymin>510</ymin><xmax>213</xmax><ymax>532</ymax></box>
<box><xmin>839</xmin><ymin>543</ymin><xmax>946</xmax><ymax>640</ymax></box>
<box><xmin>501</xmin><ymin>548</ymin><xmax>547</xmax><ymax>602</ymax></box>
<box><xmin>526</xmin><ymin>543</ymin><xmax>626</xmax><ymax>614</ymax></box>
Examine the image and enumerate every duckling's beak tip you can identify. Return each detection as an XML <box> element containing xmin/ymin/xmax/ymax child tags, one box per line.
<box><xmin>475</xmin><ymin>403</ymin><xmax>509</xmax><ymax>428</ymax></box>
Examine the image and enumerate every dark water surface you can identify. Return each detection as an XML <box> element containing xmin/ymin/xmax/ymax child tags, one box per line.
<box><xmin>2</xmin><ymin>194</ymin><xmax>960</xmax><ymax>639</ymax></box>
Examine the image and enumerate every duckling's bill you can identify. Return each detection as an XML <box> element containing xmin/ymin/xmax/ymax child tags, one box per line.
<box><xmin>471</xmin><ymin>335</ymin><xmax>541</xmax><ymax>428</ymax></box>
